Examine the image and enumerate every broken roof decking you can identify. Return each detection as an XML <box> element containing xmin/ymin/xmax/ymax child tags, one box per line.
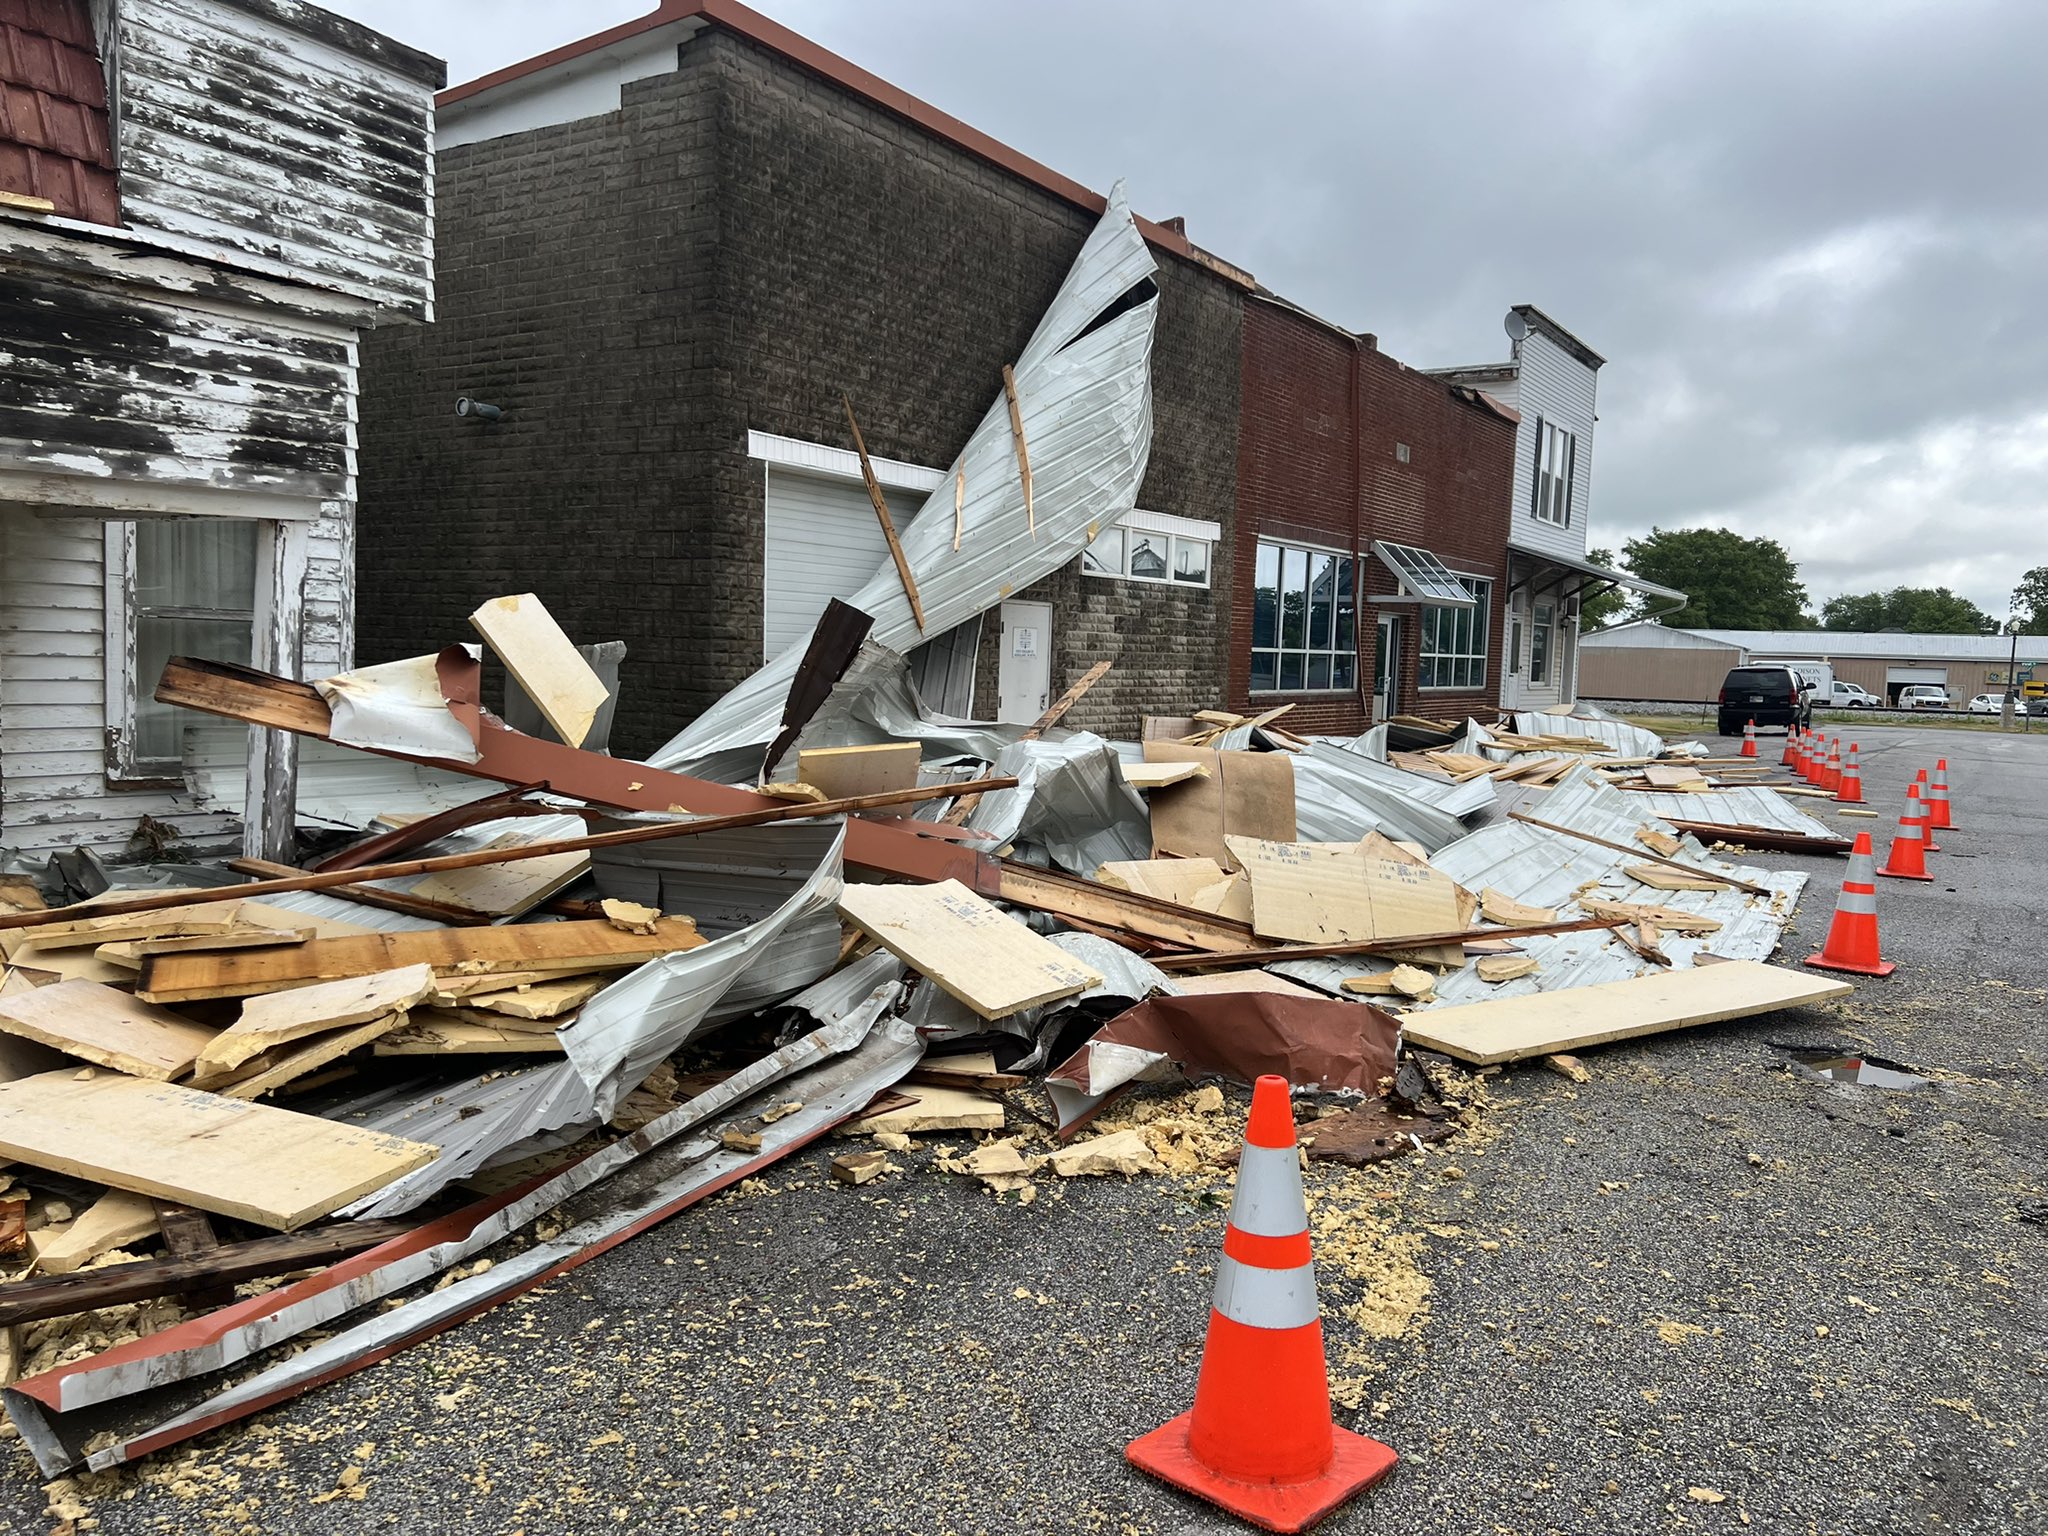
<box><xmin>651</xmin><ymin>185</ymin><xmax>1159</xmax><ymax>768</ymax></box>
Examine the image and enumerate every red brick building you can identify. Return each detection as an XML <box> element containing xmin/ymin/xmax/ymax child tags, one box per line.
<box><xmin>1229</xmin><ymin>294</ymin><xmax>1518</xmax><ymax>733</ymax></box>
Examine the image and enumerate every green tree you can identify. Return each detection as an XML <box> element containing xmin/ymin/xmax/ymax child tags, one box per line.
<box><xmin>2011</xmin><ymin>567</ymin><xmax>2048</xmax><ymax>632</ymax></box>
<box><xmin>1819</xmin><ymin>586</ymin><xmax>1996</xmax><ymax>634</ymax></box>
<box><xmin>1579</xmin><ymin>548</ymin><xmax>1635</xmax><ymax>631</ymax></box>
<box><xmin>1620</xmin><ymin>527</ymin><xmax>1809</xmax><ymax>629</ymax></box>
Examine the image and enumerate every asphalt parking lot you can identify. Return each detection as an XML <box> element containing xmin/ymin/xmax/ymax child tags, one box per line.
<box><xmin>8</xmin><ymin>725</ymin><xmax>2042</xmax><ymax>1536</ymax></box>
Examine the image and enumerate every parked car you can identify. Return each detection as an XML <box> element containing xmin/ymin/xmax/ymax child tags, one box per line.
<box><xmin>1717</xmin><ymin>665</ymin><xmax>1812</xmax><ymax>735</ymax></box>
<box><xmin>1898</xmin><ymin>685</ymin><xmax>1954</xmax><ymax>711</ymax></box>
<box><xmin>1967</xmin><ymin>692</ymin><xmax>2022</xmax><ymax>714</ymax></box>
<box><xmin>1820</xmin><ymin>681</ymin><xmax>1880</xmax><ymax>709</ymax></box>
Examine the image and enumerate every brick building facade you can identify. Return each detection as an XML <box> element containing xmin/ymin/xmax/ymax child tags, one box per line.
<box><xmin>1230</xmin><ymin>296</ymin><xmax>1516</xmax><ymax>734</ymax></box>
<box><xmin>355</xmin><ymin>8</ymin><xmax>1244</xmax><ymax>758</ymax></box>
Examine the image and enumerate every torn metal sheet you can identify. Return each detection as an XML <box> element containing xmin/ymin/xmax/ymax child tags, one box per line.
<box><xmin>1621</xmin><ymin>785</ymin><xmax>1847</xmax><ymax>847</ymax></box>
<box><xmin>7</xmin><ymin>1002</ymin><xmax>910</xmax><ymax>1475</ymax></box>
<box><xmin>314</xmin><ymin>651</ymin><xmax>483</xmax><ymax>764</ymax></box>
<box><xmin>776</xmin><ymin>949</ymin><xmax>905</xmax><ymax>1040</ymax></box>
<box><xmin>564</xmin><ymin>822</ymin><xmax>849</xmax><ymax>1116</ymax></box>
<box><xmin>231</xmin><ymin>889</ymin><xmax>448</xmax><ymax>933</ymax></box>
<box><xmin>1513</xmin><ymin>710</ymin><xmax>1665</xmax><ymax>758</ymax></box>
<box><xmin>965</xmin><ymin>736</ymin><xmax>1151</xmax><ymax>872</ymax></box>
<box><xmin>652</xmin><ymin>183</ymin><xmax>1158</xmax><ymax>769</ymax></box>
<box><xmin>1289</xmin><ymin>739</ymin><xmax>1491</xmax><ymax>850</ymax></box>
<box><xmin>1046</xmin><ymin>992</ymin><xmax>1402</xmax><ymax>1134</ymax></box>
<box><xmin>190</xmin><ymin>737</ymin><xmax>489</xmax><ymax>830</ymax></box>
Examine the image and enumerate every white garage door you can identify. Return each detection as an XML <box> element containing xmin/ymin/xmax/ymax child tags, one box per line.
<box><xmin>762</xmin><ymin>466</ymin><xmax>892</xmax><ymax>661</ymax></box>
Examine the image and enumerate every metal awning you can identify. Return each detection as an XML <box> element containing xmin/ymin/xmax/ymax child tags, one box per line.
<box><xmin>1370</xmin><ymin>541</ymin><xmax>1477</xmax><ymax>606</ymax></box>
<box><xmin>1508</xmin><ymin>544</ymin><xmax>1687</xmax><ymax>606</ymax></box>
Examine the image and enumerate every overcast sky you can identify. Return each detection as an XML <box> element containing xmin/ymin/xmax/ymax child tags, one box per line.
<box><xmin>331</xmin><ymin>0</ymin><xmax>2048</xmax><ymax>620</ymax></box>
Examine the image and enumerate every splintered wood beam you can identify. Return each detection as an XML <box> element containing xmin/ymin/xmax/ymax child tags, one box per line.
<box><xmin>227</xmin><ymin>858</ymin><xmax>494</xmax><ymax>925</ymax></box>
<box><xmin>843</xmin><ymin>394</ymin><xmax>926</xmax><ymax>632</ymax></box>
<box><xmin>0</xmin><ymin>777</ymin><xmax>1017</xmax><ymax>933</ymax></box>
<box><xmin>1001</xmin><ymin>364</ymin><xmax>1034</xmax><ymax>535</ymax></box>
<box><xmin>1506</xmin><ymin>812</ymin><xmax>1773</xmax><ymax>895</ymax></box>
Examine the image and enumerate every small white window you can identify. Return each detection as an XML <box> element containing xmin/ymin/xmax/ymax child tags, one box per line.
<box><xmin>106</xmin><ymin>520</ymin><xmax>258</xmax><ymax>779</ymax></box>
<box><xmin>1082</xmin><ymin>525</ymin><xmax>1212</xmax><ymax>588</ymax></box>
<box><xmin>1533</xmin><ymin>420</ymin><xmax>1576</xmax><ymax>526</ymax></box>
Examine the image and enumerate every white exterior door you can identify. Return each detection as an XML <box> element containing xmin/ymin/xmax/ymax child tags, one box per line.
<box><xmin>1372</xmin><ymin>613</ymin><xmax>1400</xmax><ymax>721</ymax></box>
<box><xmin>997</xmin><ymin>601</ymin><xmax>1052</xmax><ymax>724</ymax></box>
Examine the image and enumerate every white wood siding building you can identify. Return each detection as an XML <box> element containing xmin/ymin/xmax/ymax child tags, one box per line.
<box><xmin>0</xmin><ymin>0</ymin><xmax>439</xmax><ymax>864</ymax></box>
<box><xmin>1429</xmin><ymin>305</ymin><xmax>1681</xmax><ymax>712</ymax></box>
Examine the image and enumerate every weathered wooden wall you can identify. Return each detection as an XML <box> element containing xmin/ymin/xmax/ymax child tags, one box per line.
<box><xmin>110</xmin><ymin>0</ymin><xmax>443</xmax><ymax>320</ymax></box>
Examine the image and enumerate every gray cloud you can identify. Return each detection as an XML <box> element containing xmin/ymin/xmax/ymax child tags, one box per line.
<box><xmin>326</xmin><ymin>0</ymin><xmax>2048</xmax><ymax>618</ymax></box>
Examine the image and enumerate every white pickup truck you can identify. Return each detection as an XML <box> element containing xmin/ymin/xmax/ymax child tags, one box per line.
<box><xmin>1819</xmin><ymin>681</ymin><xmax>1879</xmax><ymax>709</ymax></box>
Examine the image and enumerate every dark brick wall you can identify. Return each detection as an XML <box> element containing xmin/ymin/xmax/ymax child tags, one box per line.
<box><xmin>1230</xmin><ymin>298</ymin><xmax>1515</xmax><ymax>731</ymax></box>
<box><xmin>356</xmin><ymin>28</ymin><xmax>1240</xmax><ymax>757</ymax></box>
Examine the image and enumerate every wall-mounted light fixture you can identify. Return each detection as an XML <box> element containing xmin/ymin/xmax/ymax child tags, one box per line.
<box><xmin>455</xmin><ymin>396</ymin><xmax>503</xmax><ymax>422</ymax></box>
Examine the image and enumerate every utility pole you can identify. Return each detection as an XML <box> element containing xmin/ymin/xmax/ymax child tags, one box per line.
<box><xmin>2007</xmin><ymin>622</ymin><xmax>2021</xmax><ymax>732</ymax></box>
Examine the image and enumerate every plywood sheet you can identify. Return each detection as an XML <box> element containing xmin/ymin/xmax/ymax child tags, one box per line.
<box><xmin>465</xmin><ymin>975</ymin><xmax>604</xmax><ymax>1020</ymax></box>
<box><xmin>838</xmin><ymin>879</ymin><xmax>1102</xmax><ymax>1019</ymax></box>
<box><xmin>1093</xmin><ymin>857</ymin><xmax>1228</xmax><ymax>906</ymax></box>
<box><xmin>0</xmin><ymin>1071</ymin><xmax>439</xmax><ymax>1229</ymax></box>
<box><xmin>0</xmin><ymin>980</ymin><xmax>216</xmax><ymax>1080</ymax></box>
<box><xmin>216</xmin><ymin>1014</ymin><xmax>405</xmax><ymax>1099</ymax></box>
<box><xmin>1169</xmin><ymin>970</ymin><xmax>1323</xmax><ymax>999</ymax></box>
<box><xmin>797</xmin><ymin>742</ymin><xmax>922</xmax><ymax>800</ymax></box>
<box><xmin>470</xmin><ymin>593</ymin><xmax>609</xmax><ymax>748</ymax></box>
<box><xmin>1403</xmin><ymin>961</ymin><xmax>1854</xmax><ymax>1065</ymax></box>
<box><xmin>1143</xmin><ymin>744</ymin><xmax>1295</xmax><ymax>869</ymax></box>
<box><xmin>138</xmin><ymin>919</ymin><xmax>702</xmax><ymax>1004</ymax></box>
<box><xmin>374</xmin><ymin>1012</ymin><xmax>565</xmax><ymax>1054</ymax></box>
<box><xmin>197</xmin><ymin>963</ymin><xmax>437</xmax><ymax>1076</ymax></box>
<box><xmin>410</xmin><ymin>849</ymin><xmax>589</xmax><ymax>917</ymax></box>
<box><xmin>1120</xmin><ymin>761</ymin><xmax>1209</xmax><ymax>790</ymax></box>
<box><xmin>28</xmin><ymin>1189</ymin><xmax>160</xmax><ymax>1274</ymax></box>
<box><xmin>5</xmin><ymin>901</ymin><xmax>250</xmax><ymax>955</ymax></box>
<box><xmin>1226</xmin><ymin>838</ymin><xmax>1464</xmax><ymax>946</ymax></box>
<box><xmin>846</xmin><ymin>1083</ymin><xmax>1003</xmax><ymax>1135</ymax></box>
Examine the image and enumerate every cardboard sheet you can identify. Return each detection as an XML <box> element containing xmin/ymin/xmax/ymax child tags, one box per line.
<box><xmin>1142</xmin><ymin>744</ymin><xmax>1295</xmax><ymax>869</ymax></box>
<box><xmin>1225</xmin><ymin>836</ymin><xmax>1464</xmax><ymax>946</ymax></box>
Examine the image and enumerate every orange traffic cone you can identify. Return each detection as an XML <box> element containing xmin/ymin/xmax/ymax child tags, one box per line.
<box><xmin>1823</xmin><ymin>738</ymin><xmax>1842</xmax><ymax>793</ymax></box>
<box><xmin>1803</xmin><ymin>734</ymin><xmax>1824</xmax><ymax>785</ymax></box>
<box><xmin>1781</xmin><ymin>728</ymin><xmax>1799</xmax><ymax>767</ymax></box>
<box><xmin>1741</xmin><ymin>719</ymin><xmax>1758</xmax><ymax>758</ymax></box>
<box><xmin>1910</xmin><ymin>782</ymin><xmax>1940</xmax><ymax>853</ymax></box>
<box><xmin>1127</xmin><ymin>1075</ymin><xmax>1396</xmax><ymax>1531</ymax></box>
<box><xmin>1805</xmin><ymin>832</ymin><xmax>1896</xmax><ymax>976</ymax></box>
<box><xmin>1837</xmin><ymin>743</ymin><xmax>1865</xmax><ymax>804</ymax></box>
<box><xmin>1928</xmin><ymin>758</ymin><xmax>1954</xmax><ymax>829</ymax></box>
<box><xmin>1878</xmin><ymin>794</ymin><xmax>1933</xmax><ymax>881</ymax></box>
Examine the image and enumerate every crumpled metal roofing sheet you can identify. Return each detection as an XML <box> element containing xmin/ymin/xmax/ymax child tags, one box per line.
<box><xmin>966</xmin><ymin>736</ymin><xmax>1151</xmax><ymax>873</ymax></box>
<box><xmin>1513</xmin><ymin>711</ymin><xmax>1665</xmax><ymax>758</ymax></box>
<box><xmin>651</xmin><ymin>182</ymin><xmax>1158</xmax><ymax>768</ymax></box>
<box><xmin>1621</xmin><ymin>785</ymin><xmax>1843</xmax><ymax>842</ymax></box>
<box><xmin>1290</xmin><ymin>739</ymin><xmax>1493</xmax><ymax>851</ymax></box>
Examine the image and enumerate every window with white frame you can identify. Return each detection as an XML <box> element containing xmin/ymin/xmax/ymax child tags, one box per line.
<box><xmin>107</xmin><ymin>519</ymin><xmax>259</xmax><ymax>776</ymax></box>
<box><xmin>1250</xmin><ymin>540</ymin><xmax>1357</xmax><ymax>692</ymax></box>
<box><xmin>1418</xmin><ymin>575</ymin><xmax>1492</xmax><ymax>690</ymax></box>
<box><xmin>1533</xmin><ymin>418</ymin><xmax>1576</xmax><ymax>526</ymax></box>
<box><xmin>1082</xmin><ymin>525</ymin><xmax>1211</xmax><ymax>586</ymax></box>
<box><xmin>1529</xmin><ymin>598</ymin><xmax>1555</xmax><ymax>685</ymax></box>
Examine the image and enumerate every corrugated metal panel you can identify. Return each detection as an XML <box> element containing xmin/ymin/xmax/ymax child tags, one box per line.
<box><xmin>112</xmin><ymin>0</ymin><xmax>440</xmax><ymax>319</ymax></box>
<box><xmin>1512</xmin><ymin>710</ymin><xmax>1665</xmax><ymax>757</ymax></box>
<box><xmin>1291</xmin><ymin>739</ymin><xmax>1493</xmax><ymax>850</ymax></box>
<box><xmin>0</xmin><ymin>260</ymin><xmax>358</xmax><ymax>502</ymax></box>
<box><xmin>1684</xmin><ymin>628</ymin><xmax>2048</xmax><ymax>663</ymax></box>
<box><xmin>651</xmin><ymin>182</ymin><xmax>1158</xmax><ymax>768</ymax></box>
<box><xmin>1621</xmin><ymin>784</ymin><xmax>1842</xmax><ymax>842</ymax></box>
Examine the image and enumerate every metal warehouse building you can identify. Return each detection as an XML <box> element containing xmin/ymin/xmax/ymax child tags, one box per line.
<box><xmin>1580</xmin><ymin>622</ymin><xmax>2048</xmax><ymax>706</ymax></box>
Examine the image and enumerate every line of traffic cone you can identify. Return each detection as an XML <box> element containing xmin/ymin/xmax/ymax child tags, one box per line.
<box><xmin>1781</xmin><ymin>728</ymin><xmax>1799</xmax><ymax>767</ymax></box>
<box><xmin>1127</xmin><ymin>1075</ymin><xmax>1397</xmax><ymax>1531</ymax></box>
<box><xmin>1805</xmin><ymin>832</ymin><xmax>1896</xmax><ymax>976</ymax></box>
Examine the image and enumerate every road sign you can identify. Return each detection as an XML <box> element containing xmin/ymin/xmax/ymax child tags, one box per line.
<box><xmin>2025</xmin><ymin>680</ymin><xmax>2047</xmax><ymax>699</ymax></box>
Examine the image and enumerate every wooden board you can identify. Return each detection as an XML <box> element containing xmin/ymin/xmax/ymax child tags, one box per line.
<box><xmin>1643</xmin><ymin>764</ymin><xmax>1712</xmax><ymax>791</ymax></box>
<box><xmin>0</xmin><ymin>1071</ymin><xmax>440</xmax><ymax>1230</ymax></box>
<box><xmin>1094</xmin><ymin>857</ymin><xmax>1228</xmax><ymax>906</ymax></box>
<box><xmin>100</xmin><ymin>927</ymin><xmax>313</xmax><ymax>961</ymax></box>
<box><xmin>1480</xmin><ymin>889</ymin><xmax>1558</xmax><ymax>926</ymax></box>
<box><xmin>1169</xmin><ymin>970</ymin><xmax>1323</xmax><ymax>999</ymax></box>
<box><xmin>465</xmin><ymin>975</ymin><xmax>604</xmax><ymax>1020</ymax></box>
<box><xmin>1142</xmin><ymin>744</ymin><xmax>1296</xmax><ymax>869</ymax></box>
<box><xmin>1403</xmin><ymin>961</ymin><xmax>1855</xmax><ymax>1065</ymax></box>
<box><xmin>1624</xmin><ymin>863</ymin><xmax>1733</xmax><ymax>892</ymax></box>
<box><xmin>28</xmin><ymin>1190</ymin><xmax>161</xmax><ymax>1275</ymax></box>
<box><xmin>215</xmin><ymin>1014</ymin><xmax>407</xmax><ymax>1099</ymax></box>
<box><xmin>1120</xmin><ymin>761</ymin><xmax>1209</xmax><ymax>791</ymax></box>
<box><xmin>846</xmin><ymin>1083</ymin><xmax>1003</xmax><ymax>1135</ymax></box>
<box><xmin>138</xmin><ymin>919</ymin><xmax>702</xmax><ymax>1004</ymax></box>
<box><xmin>196</xmin><ymin>963</ymin><xmax>438</xmax><ymax>1074</ymax></box>
<box><xmin>470</xmin><ymin>592</ymin><xmax>609</xmax><ymax>748</ymax></box>
<box><xmin>1226</xmin><ymin>837</ymin><xmax>1464</xmax><ymax>946</ymax></box>
<box><xmin>5</xmin><ymin>901</ymin><xmax>250</xmax><ymax>955</ymax></box>
<box><xmin>411</xmin><ymin>848</ymin><xmax>589</xmax><ymax>917</ymax></box>
<box><xmin>374</xmin><ymin>1012</ymin><xmax>566</xmax><ymax>1054</ymax></box>
<box><xmin>796</xmin><ymin>742</ymin><xmax>922</xmax><ymax>801</ymax></box>
<box><xmin>838</xmin><ymin>879</ymin><xmax>1102</xmax><ymax>1019</ymax></box>
<box><xmin>0</xmin><ymin>981</ymin><xmax>217</xmax><ymax>1080</ymax></box>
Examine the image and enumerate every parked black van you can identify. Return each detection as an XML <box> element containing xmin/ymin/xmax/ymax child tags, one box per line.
<box><xmin>1717</xmin><ymin>665</ymin><xmax>1812</xmax><ymax>735</ymax></box>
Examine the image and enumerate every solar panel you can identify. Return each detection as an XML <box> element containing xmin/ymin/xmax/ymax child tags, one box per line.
<box><xmin>1372</xmin><ymin>541</ymin><xmax>1477</xmax><ymax>605</ymax></box>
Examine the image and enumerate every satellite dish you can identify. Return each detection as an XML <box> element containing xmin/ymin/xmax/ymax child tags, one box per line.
<box><xmin>1503</xmin><ymin>310</ymin><xmax>1530</xmax><ymax>341</ymax></box>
